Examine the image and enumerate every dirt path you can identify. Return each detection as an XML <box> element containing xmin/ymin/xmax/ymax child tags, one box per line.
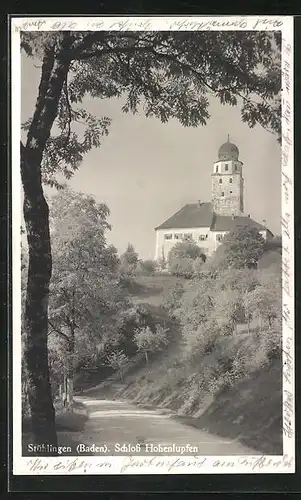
<box><xmin>56</xmin><ymin>394</ymin><xmax>257</xmax><ymax>456</ymax></box>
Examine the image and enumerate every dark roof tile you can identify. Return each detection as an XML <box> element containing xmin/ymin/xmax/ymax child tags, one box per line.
<box><xmin>155</xmin><ymin>203</ymin><xmax>272</xmax><ymax>235</ymax></box>
<box><xmin>211</xmin><ymin>214</ymin><xmax>267</xmax><ymax>232</ymax></box>
<box><xmin>155</xmin><ymin>203</ymin><xmax>213</xmax><ymax>230</ymax></box>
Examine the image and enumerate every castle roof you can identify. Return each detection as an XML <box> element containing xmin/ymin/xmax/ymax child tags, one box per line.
<box><xmin>211</xmin><ymin>213</ymin><xmax>267</xmax><ymax>232</ymax></box>
<box><xmin>155</xmin><ymin>203</ymin><xmax>212</xmax><ymax>230</ymax></box>
<box><xmin>218</xmin><ymin>136</ymin><xmax>239</xmax><ymax>161</ymax></box>
<box><xmin>155</xmin><ymin>203</ymin><xmax>271</xmax><ymax>234</ymax></box>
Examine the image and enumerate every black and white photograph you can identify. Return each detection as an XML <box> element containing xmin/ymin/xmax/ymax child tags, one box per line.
<box><xmin>12</xmin><ymin>16</ymin><xmax>294</xmax><ymax>475</ymax></box>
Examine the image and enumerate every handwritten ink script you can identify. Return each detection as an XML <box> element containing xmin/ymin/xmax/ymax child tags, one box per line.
<box><xmin>12</xmin><ymin>16</ymin><xmax>284</xmax><ymax>33</ymax></box>
<box><xmin>27</xmin><ymin>457</ymin><xmax>112</xmax><ymax>473</ymax></box>
<box><xmin>23</xmin><ymin>454</ymin><xmax>294</xmax><ymax>474</ymax></box>
<box><xmin>280</xmin><ymin>32</ymin><xmax>294</xmax><ymax>451</ymax></box>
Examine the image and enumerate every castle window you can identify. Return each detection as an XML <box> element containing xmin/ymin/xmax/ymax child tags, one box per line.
<box><xmin>235</xmin><ymin>165</ymin><xmax>238</xmax><ymax>171</ymax></box>
<box><xmin>225</xmin><ymin>164</ymin><xmax>228</xmax><ymax>171</ymax></box>
<box><xmin>219</xmin><ymin>178</ymin><xmax>222</xmax><ymax>184</ymax></box>
<box><xmin>216</xmin><ymin>234</ymin><xmax>224</xmax><ymax>242</ymax></box>
<box><xmin>174</xmin><ymin>233</ymin><xmax>183</xmax><ymax>240</ymax></box>
<box><xmin>164</xmin><ymin>234</ymin><xmax>172</xmax><ymax>240</ymax></box>
<box><xmin>229</xmin><ymin>178</ymin><xmax>233</xmax><ymax>183</ymax></box>
<box><xmin>230</xmin><ymin>190</ymin><xmax>233</xmax><ymax>194</ymax></box>
<box><xmin>216</xmin><ymin>166</ymin><xmax>218</xmax><ymax>173</ymax></box>
<box><xmin>199</xmin><ymin>234</ymin><xmax>206</xmax><ymax>241</ymax></box>
<box><xmin>221</xmin><ymin>192</ymin><xmax>224</xmax><ymax>196</ymax></box>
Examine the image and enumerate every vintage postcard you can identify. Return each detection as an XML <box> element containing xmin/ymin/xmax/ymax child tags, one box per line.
<box><xmin>11</xmin><ymin>15</ymin><xmax>294</xmax><ymax>476</ymax></box>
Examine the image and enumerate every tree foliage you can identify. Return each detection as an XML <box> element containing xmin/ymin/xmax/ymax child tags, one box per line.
<box><xmin>175</xmin><ymin>264</ymin><xmax>281</xmax><ymax>361</ymax></box>
<box><xmin>169</xmin><ymin>257</ymin><xmax>194</xmax><ymax>279</ymax></box>
<box><xmin>243</xmin><ymin>272</ymin><xmax>281</xmax><ymax>329</ymax></box>
<box><xmin>134</xmin><ymin>324</ymin><xmax>169</xmax><ymax>364</ymax></box>
<box><xmin>169</xmin><ymin>241</ymin><xmax>207</xmax><ymax>260</ymax></box>
<box><xmin>168</xmin><ymin>241</ymin><xmax>206</xmax><ymax>277</ymax></box>
<box><xmin>212</xmin><ymin>226</ymin><xmax>266</xmax><ymax>270</ymax></box>
<box><xmin>137</xmin><ymin>259</ymin><xmax>157</xmax><ymax>276</ymax></box>
<box><xmin>22</xmin><ymin>31</ymin><xmax>280</xmax><ymax>187</ymax></box>
<box><xmin>47</xmin><ymin>188</ymin><xmax>128</xmax><ymax>400</ymax></box>
<box><xmin>20</xmin><ymin>30</ymin><xmax>281</xmax><ymax>445</ymax></box>
<box><xmin>105</xmin><ymin>350</ymin><xmax>128</xmax><ymax>381</ymax></box>
<box><xmin>120</xmin><ymin>243</ymin><xmax>139</xmax><ymax>275</ymax></box>
<box><xmin>163</xmin><ymin>282</ymin><xmax>185</xmax><ymax>313</ymax></box>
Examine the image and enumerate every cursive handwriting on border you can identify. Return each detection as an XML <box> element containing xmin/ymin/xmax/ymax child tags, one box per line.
<box><xmin>12</xmin><ymin>17</ymin><xmax>284</xmax><ymax>33</ymax></box>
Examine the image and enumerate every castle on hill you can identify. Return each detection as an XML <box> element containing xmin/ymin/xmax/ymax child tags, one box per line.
<box><xmin>154</xmin><ymin>136</ymin><xmax>273</xmax><ymax>261</ymax></box>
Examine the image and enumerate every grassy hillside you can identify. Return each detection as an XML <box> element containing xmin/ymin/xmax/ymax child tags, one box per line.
<box><xmin>88</xmin><ymin>267</ymin><xmax>282</xmax><ymax>455</ymax></box>
<box><xmin>258</xmin><ymin>248</ymin><xmax>281</xmax><ymax>271</ymax></box>
<box><xmin>108</xmin><ymin>324</ymin><xmax>281</xmax><ymax>454</ymax></box>
<box><xmin>127</xmin><ymin>273</ymin><xmax>185</xmax><ymax>307</ymax></box>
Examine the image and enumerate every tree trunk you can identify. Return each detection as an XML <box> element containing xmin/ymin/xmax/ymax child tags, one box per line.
<box><xmin>59</xmin><ymin>383</ymin><xmax>63</xmax><ymax>401</ymax></box>
<box><xmin>66</xmin><ymin>377</ymin><xmax>74</xmax><ymax>405</ymax></box>
<box><xmin>63</xmin><ymin>374</ymin><xmax>68</xmax><ymax>407</ymax></box>
<box><xmin>66</xmin><ymin>291</ymin><xmax>76</xmax><ymax>406</ymax></box>
<box><xmin>259</xmin><ymin>316</ymin><xmax>263</xmax><ymax>332</ymax></box>
<box><xmin>67</xmin><ymin>325</ymin><xmax>75</xmax><ymax>406</ymax></box>
<box><xmin>21</xmin><ymin>39</ymin><xmax>71</xmax><ymax>447</ymax></box>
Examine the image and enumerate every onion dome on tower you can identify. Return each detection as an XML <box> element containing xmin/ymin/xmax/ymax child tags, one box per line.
<box><xmin>218</xmin><ymin>134</ymin><xmax>239</xmax><ymax>161</ymax></box>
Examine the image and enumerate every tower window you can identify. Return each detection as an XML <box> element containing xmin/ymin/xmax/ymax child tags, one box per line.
<box><xmin>221</xmin><ymin>192</ymin><xmax>224</xmax><ymax>197</ymax></box>
<box><xmin>230</xmin><ymin>190</ymin><xmax>233</xmax><ymax>194</ymax></box>
<box><xmin>235</xmin><ymin>165</ymin><xmax>238</xmax><ymax>171</ymax></box>
<box><xmin>219</xmin><ymin>178</ymin><xmax>222</xmax><ymax>184</ymax></box>
<box><xmin>164</xmin><ymin>234</ymin><xmax>172</xmax><ymax>240</ymax></box>
<box><xmin>216</xmin><ymin>166</ymin><xmax>218</xmax><ymax>173</ymax></box>
<box><xmin>229</xmin><ymin>178</ymin><xmax>233</xmax><ymax>183</ymax></box>
<box><xmin>225</xmin><ymin>164</ymin><xmax>228</xmax><ymax>171</ymax></box>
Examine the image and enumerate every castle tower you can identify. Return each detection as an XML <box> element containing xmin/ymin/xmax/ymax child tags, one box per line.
<box><xmin>211</xmin><ymin>135</ymin><xmax>244</xmax><ymax>216</ymax></box>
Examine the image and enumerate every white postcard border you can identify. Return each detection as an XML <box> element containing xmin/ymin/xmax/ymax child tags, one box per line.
<box><xmin>11</xmin><ymin>15</ymin><xmax>295</xmax><ymax>476</ymax></box>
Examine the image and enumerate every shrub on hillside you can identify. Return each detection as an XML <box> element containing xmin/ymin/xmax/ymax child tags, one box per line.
<box><xmin>120</xmin><ymin>243</ymin><xmax>139</xmax><ymax>275</ymax></box>
<box><xmin>175</xmin><ymin>265</ymin><xmax>282</xmax><ymax>380</ymax></box>
<box><xmin>174</xmin><ymin>276</ymin><xmax>215</xmax><ymax>330</ymax></box>
<box><xmin>214</xmin><ymin>288</ymin><xmax>245</xmax><ymax>334</ymax></box>
<box><xmin>265</xmin><ymin>327</ymin><xmax>282</xmax><ymax>360</ymax></box>
<box><xmin>243</xmin><ymin>274</ymin><xmax>281</xmax><ymax>332</ymax></box>
<box><xmin>192</xmin><ymin>256</ymin><xmax>207</xmax><ymax>276</ymax></box>
<box><xmin>134</xmin><ymin>324</ymin><xmax>169</xmax><ymax>364</ymax></box>
<box><xmin>169</xmin><ymin>257</ymin><xmax>194</xmax><ymax>278</ymax></box>
<box><xmin>183</xmin><ymin>320</ymin><xmax>220</xmax><ymax>360</ymax></box>
<box><xmin>137</xmin><ymin>259</ymin><xmax>157</xmax><ymax>276</ymax></box>
<box><xmin>168</xmin><ymin>241</ymin><xmax>206</xmax><ymax>278</ymax></box>
<box><xmin>116</xmin><ymin>305</ymin><xmax>159</xmax><ymax>357</ymax></box>
<box><xmin>211</xmin><ymin>226</ymin><xmax>265</xmax><ymax>270</ymax></box>
<box><xmin>169</xmin><ymin>241</ymin><xmax>206</xmax><ymax>260</ymax></box>
<box><xmin>157</xmin><ymin>252</ymin><xmax>168</xmax><ymax>271</ymax></box>
<box><xmin>105</xmin><ymin>350</ymin><xmax>128</xmax><ymax>381</ymax></box>
<box><xmin>163</xmin><ymin>282</ymin><xmax>185</xmax><ymax>313</ymax></box>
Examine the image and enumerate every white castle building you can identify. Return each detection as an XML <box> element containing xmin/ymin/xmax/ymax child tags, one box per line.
<box><xmin>154</xmin><ymin>136</ymin><xmax>273</xmax><ymax>261</ymax></box>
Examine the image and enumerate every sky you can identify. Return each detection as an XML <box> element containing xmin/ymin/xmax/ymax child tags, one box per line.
<box><xmin>21</xmin><ymin>54</ymin><xmax>281</xmax><ymax>260</ymax></box>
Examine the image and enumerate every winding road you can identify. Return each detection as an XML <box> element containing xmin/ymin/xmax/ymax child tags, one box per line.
<box><xmin>58</xmin><ymin>394</ymin><xmax>257</xmax><ymax>456</ymax></box>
